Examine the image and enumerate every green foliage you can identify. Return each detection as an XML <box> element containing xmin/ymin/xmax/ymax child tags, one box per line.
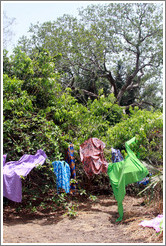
<box><xmin>3</xmin><ymin>74</ymin><xmax>34</xmax><ymax>114</ymax></box>
<box><xmin>64</xmin><ymin>202</ymin><xmax>78</xmax><ymax>218</ymax></box>
<box><xmin>3</xmin><ymin>45</ymin><xmax>163</xmax><ymax>210</ymax></box>
<box><xmin>17</xmin><ymin>3</ymin><xmax>163</xmax><ymax>109</ymax></box>
<box><xmin>106</xmin><ymin>107</ymin><xmax>163</xmax><ymax>165</ymax></box>
<box><xmin>3</xmin><ymin>73</ymin><xmax>63</xmax><ymax>160</ymax></box>
<box><xmin>89</xmin><ymin>195</ymin><xmax>98</xmax><ymax>202</ymax></box>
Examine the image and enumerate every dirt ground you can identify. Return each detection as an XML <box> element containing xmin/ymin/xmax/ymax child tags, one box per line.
<box><xmin>3</xmin><ymin>194</ymin><xmax>163</xmax><ymax>244</ymax></box>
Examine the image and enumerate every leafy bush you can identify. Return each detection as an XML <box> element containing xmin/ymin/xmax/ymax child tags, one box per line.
<box><xmin>3</xmin><ymin>48</ymin><xmax>163</xmax><ymax>207</ymax></box>
<box><xmin>106</xmin><ymin>107</ymin><xmax>163</xmax><ymax>165</ymax></box>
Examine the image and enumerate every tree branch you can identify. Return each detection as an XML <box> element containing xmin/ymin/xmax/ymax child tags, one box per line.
<box><xmin>80</xmin><ymin>89</ymin><xmax>99</xmax><ymax>98</ymax></box>
<box><xmin>126</xmin><ymin>83</ymin><xmax>139</xmax><ymax>91</ymax></box>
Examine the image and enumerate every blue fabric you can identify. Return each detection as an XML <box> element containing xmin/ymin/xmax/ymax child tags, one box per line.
<box><xmin>137</xmin><ymin>173</ymin><xmax>152</xmax><ymax>185</ymax></box>
<box><xmin>111</xmin><ymin>149</ymin><xmax>124</xmax><ymax>163</ymax></box>
<box><xmin>137</xmin><ymin>177</ymin><xmax>150</xmax><ymax>185</ymax></box>
<box><xmin>52</xmin><ymin>161</ymin><xmax>71</xmax><ymax>193</ymax></box>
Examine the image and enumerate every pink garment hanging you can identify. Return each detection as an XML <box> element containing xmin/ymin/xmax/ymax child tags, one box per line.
<box><xmin>139</xmin><ymin>214</ymin><xmax>163</xmax><ymax>233</ymax></box>
<box><xmin>80</xmin><ymin>138</ymin><xmax>108</xmax><ymax>177</ymax></box>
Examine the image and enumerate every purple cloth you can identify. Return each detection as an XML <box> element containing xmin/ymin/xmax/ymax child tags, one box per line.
<box><xmin>3</xmin><ymin>149</ymin><xmax>47</xmax><ymax>202</ymax></box>
<box><xmin>3</xmin><ymin>154</ymin><xmax>7</xmax><ymax>166</ymax></box>
<box><xmin>139</xmin><ymin>214</ymin><xmax>163</xmax><ymax>233</ymax></box>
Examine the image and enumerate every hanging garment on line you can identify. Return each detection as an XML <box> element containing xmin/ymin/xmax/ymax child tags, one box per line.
<box><xmin>111</xmin><ymin>148</ymin><xmax>124</xmax><ymax>163</ymax></box>
<box><xmin>80</xmin><ymin>138</ymin><xmax>108</xmax><ymax>177</ymax></box>
<box><xmin>3</xmin><ymin>149</ymin><xmax>47</xmax><ymax>202</ymax></box>
<box><xmin>52</xmin><ymin>161</ymin><xmax>71</xmax><ymax>193</ymax></box>
<box><xmin>65</xmin><ymin>143</ymin><xmax>76</xmax><ymax>194</ymax></box>
<box><xmin>107</xmin><ymin>137</ymin><xmax>149</xmax><ymax>222</ymax></box>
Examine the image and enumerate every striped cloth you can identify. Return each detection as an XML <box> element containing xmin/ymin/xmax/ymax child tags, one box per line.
<box><xmin>65</xmin><ymin>143</ymin><xmax>76</xmax><ymax>194</ymax></box>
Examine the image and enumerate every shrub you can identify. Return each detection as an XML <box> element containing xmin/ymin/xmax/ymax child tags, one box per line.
<box><xmin>106</xmin><ymin>107</ymin><xmax>163</xmax><ymax>166</ymax></box>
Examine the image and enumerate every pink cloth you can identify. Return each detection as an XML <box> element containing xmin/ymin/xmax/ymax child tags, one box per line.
<box><xmin>139</xmin><ymin>214</ymin><xmax>163</xmax><ymax>233</ymax></box>
<box><xmin>80</xmin><ymin>138</ymin><xmax>108</xmax><ymax>177</ymax></box>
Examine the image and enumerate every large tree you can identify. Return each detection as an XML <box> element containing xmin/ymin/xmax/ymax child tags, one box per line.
<box><xmin>3</xmin><ymin>11</ymin><xmax>16</xmax><ymax>50</ymax></box>
<box><xmin>18</xmin><ymin>2</ymin><xmax>163</xmax><ymax>109</ymax></box>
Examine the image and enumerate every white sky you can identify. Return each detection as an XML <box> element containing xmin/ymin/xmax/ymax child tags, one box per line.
<box><xmin>2</xmin><ymin>1</ymin><xmax>110</xmax><ymax>53</ymax></box>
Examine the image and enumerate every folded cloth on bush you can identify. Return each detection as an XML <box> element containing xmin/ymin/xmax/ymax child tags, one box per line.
<box><xmin>52</xmin><ymin>161</ymin><xmax>71</xmax><ymax>193</ymax></box>
<box><xmin>3</xmin><ymin>149</ymin><xmax>47</xmax><ymax>202</ymax></box>
<box><xmin>80</xmin><ymin>138</ymin><xmax>108</xmax><ymax>177</ymax></box>
<box><xmin>107</xmin><ymin>137</ymin><xmax>149</xmax><ymax>222</ymax></box>
<box><xmin>139</xmin><ymin>214</ymin><xmax>163</xmax><ymax>233</ymax></box>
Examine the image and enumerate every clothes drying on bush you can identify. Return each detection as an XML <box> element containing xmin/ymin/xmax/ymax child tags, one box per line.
<box><xmin>107</xmin><ymin>137</ymin><xmax>149</xmax><ymax>222</ymax></box>
<box><xmin>52</xmin><ymin>161</ymin><xmax>71</xmax><ymax>193</ymax></box>
<box><xmin>65</xmin><ymin>143</ymin><xmax>76</xmax><ymax>194</ymax></box>
<box><xmin>111</xmin><ymin>148</ymin><xmax>124</xmax><ymax>163</ymax></box>
<box><xmin>3</xmin><ymin>149</ymin><xmax>47</xmax><ymax>202</ymax></box>
<box><xmin>79</xmin><ymin>138</ymin><xmax>108</xmax><ymax>177</ymax></box>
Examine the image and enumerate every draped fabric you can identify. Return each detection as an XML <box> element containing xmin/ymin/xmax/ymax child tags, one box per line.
<box><xmin>80</xmin><ymin>138</ymin><xmax>108</xmax><ymax>177</ymax></box>
<box><xmin>65</xmin><ymin>143</ymin><xmax>76</xmax><ymax>193</ymax></box>
<box><xmin>52</xmin><ymin>161</ymin><xmax>71</xmax><ymax>193</ymax></box>
<box><xmin>3</xmin><ymin>154</ymin><xmax>7</xmax><ymax>166</ymax></box>
<box><xmin>139</xmin><ymin>214</ymin><xmax>163</xmax><ymax>233</ymax></box>
<box><xmin>107</xmin><ymin>137</ymin><xmax>149</xmax><ymax>222</ymax></box>
<box><xmin>111</xmin><ymin>148</ymin><xmax>124</xmax><ymax>163</ymax></box>
<box><xmin>3</xmin><ymin>149</ymin><xmax>47</xmax><ymax>202</ymax></box>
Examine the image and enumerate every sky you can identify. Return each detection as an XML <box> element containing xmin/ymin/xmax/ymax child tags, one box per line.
<box><xmin>2</xmin><ymin>1</ymin><xmax>109</xmax><ymax>53</ymax></box>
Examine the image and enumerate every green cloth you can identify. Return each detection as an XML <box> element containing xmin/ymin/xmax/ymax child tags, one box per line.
<box><xmin>107</xmin><ymin>137</ymin><xmax>149</xmax><ymax>222</ymax></box>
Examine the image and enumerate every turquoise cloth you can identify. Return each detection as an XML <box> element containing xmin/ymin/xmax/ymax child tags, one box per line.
<box><xmin>52</xmin><ymin>161</ymin><xmax>71</xmax><ymax>193</ymax></box>
<box><xmin>107</xmin><ymin>137</ymin><xmax>149</xmax><ymax>221</ymax></box>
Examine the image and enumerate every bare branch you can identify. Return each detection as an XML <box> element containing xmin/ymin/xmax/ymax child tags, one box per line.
<box><xmin>140</xmin><ymin>30</ymin><xmax>160</xmax><ymax>43</ymax></box>
<box><xmin>126</xmin><ymin>83</ymin><xmax>139</xmax><ymax>91</ymax></box>
<box><xmin>81</xmin><ymin>89</ymin><xmax>99</xmax><ymax>98</ymax></box>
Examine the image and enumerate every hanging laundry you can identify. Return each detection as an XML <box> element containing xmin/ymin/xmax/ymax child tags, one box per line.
<box><xmin>52</xmin><ymin>161</ymin><xmax>71</xmax><ymax>193</ymax></box>
<box><xmin>80</xmin><ymin>138</ymin><xmax>108</xmax><ymax>177</ymax></box>
<box><xmin>139</xmin><ymin>214</ymin><xmax>163</xmax><ymax>233</ymax></box>
<box><xmin>111</xmin><ymin>148</ymin><xmax>124</xmax><ymax>163</ymax></box>
<box><xmin>137</xmin><ymin>173</ymin><xmax>152</xmax><ymax>186</ymax></box>
<box><xmin>3</xmin><ymin>154</ymin><xmax>7</xmax><ymax>166</ymax></box>
<box><xmin>65</xmin><ymin>143</ymin><xmax>76</xmax><ymax>194</ymax></box>
<box><xmin>3</xmin><ymin>149</ymin><xmax>47</xmax><ymax>202</ymax></box>
<box><xmin>107</xmin><ymin>137</ymin><xmax>149</xmax><ymax>222</ymax></box>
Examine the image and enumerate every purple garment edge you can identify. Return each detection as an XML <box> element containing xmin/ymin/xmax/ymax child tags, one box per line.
<box><xmin>3</xmin><ymin>149</ymin><xmax>47</xmax><ymax>202</ymax></box>
<box><xmin>3</xmin><ymin>154</ymin><xmax>7</xmax><ymax>166</ymax></box>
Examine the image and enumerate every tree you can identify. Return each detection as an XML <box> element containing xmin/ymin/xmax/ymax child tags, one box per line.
<box><xmin>3</xmin><ymin>11</ymin><xmax>16</xmax><ymax>50</ymax></box>
<box><xmin>18</xmin><ymin>3</ymin><xmax>163</xmax><ymax>109</ymax></box>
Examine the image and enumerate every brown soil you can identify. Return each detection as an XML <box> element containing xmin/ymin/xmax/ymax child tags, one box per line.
<box><xmin>3</xmin><ymin>194</ymin><xmax>163</xmax><ymax>244</ymax></box>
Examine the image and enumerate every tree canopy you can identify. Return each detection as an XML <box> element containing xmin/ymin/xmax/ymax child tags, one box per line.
<box><xmin>3</xmin><ymin>3</ymin><xmax>163</xmax><ymax>214</ymax></box>
<box><xmin>3</xmin><ymin>11</ymin><xmax>16</xmax><ymax>49</ymax></box>
<box><xmin>17</xmin><ymin>2</ymin><xmax>163</xmax><ymax>109</ymax></box>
